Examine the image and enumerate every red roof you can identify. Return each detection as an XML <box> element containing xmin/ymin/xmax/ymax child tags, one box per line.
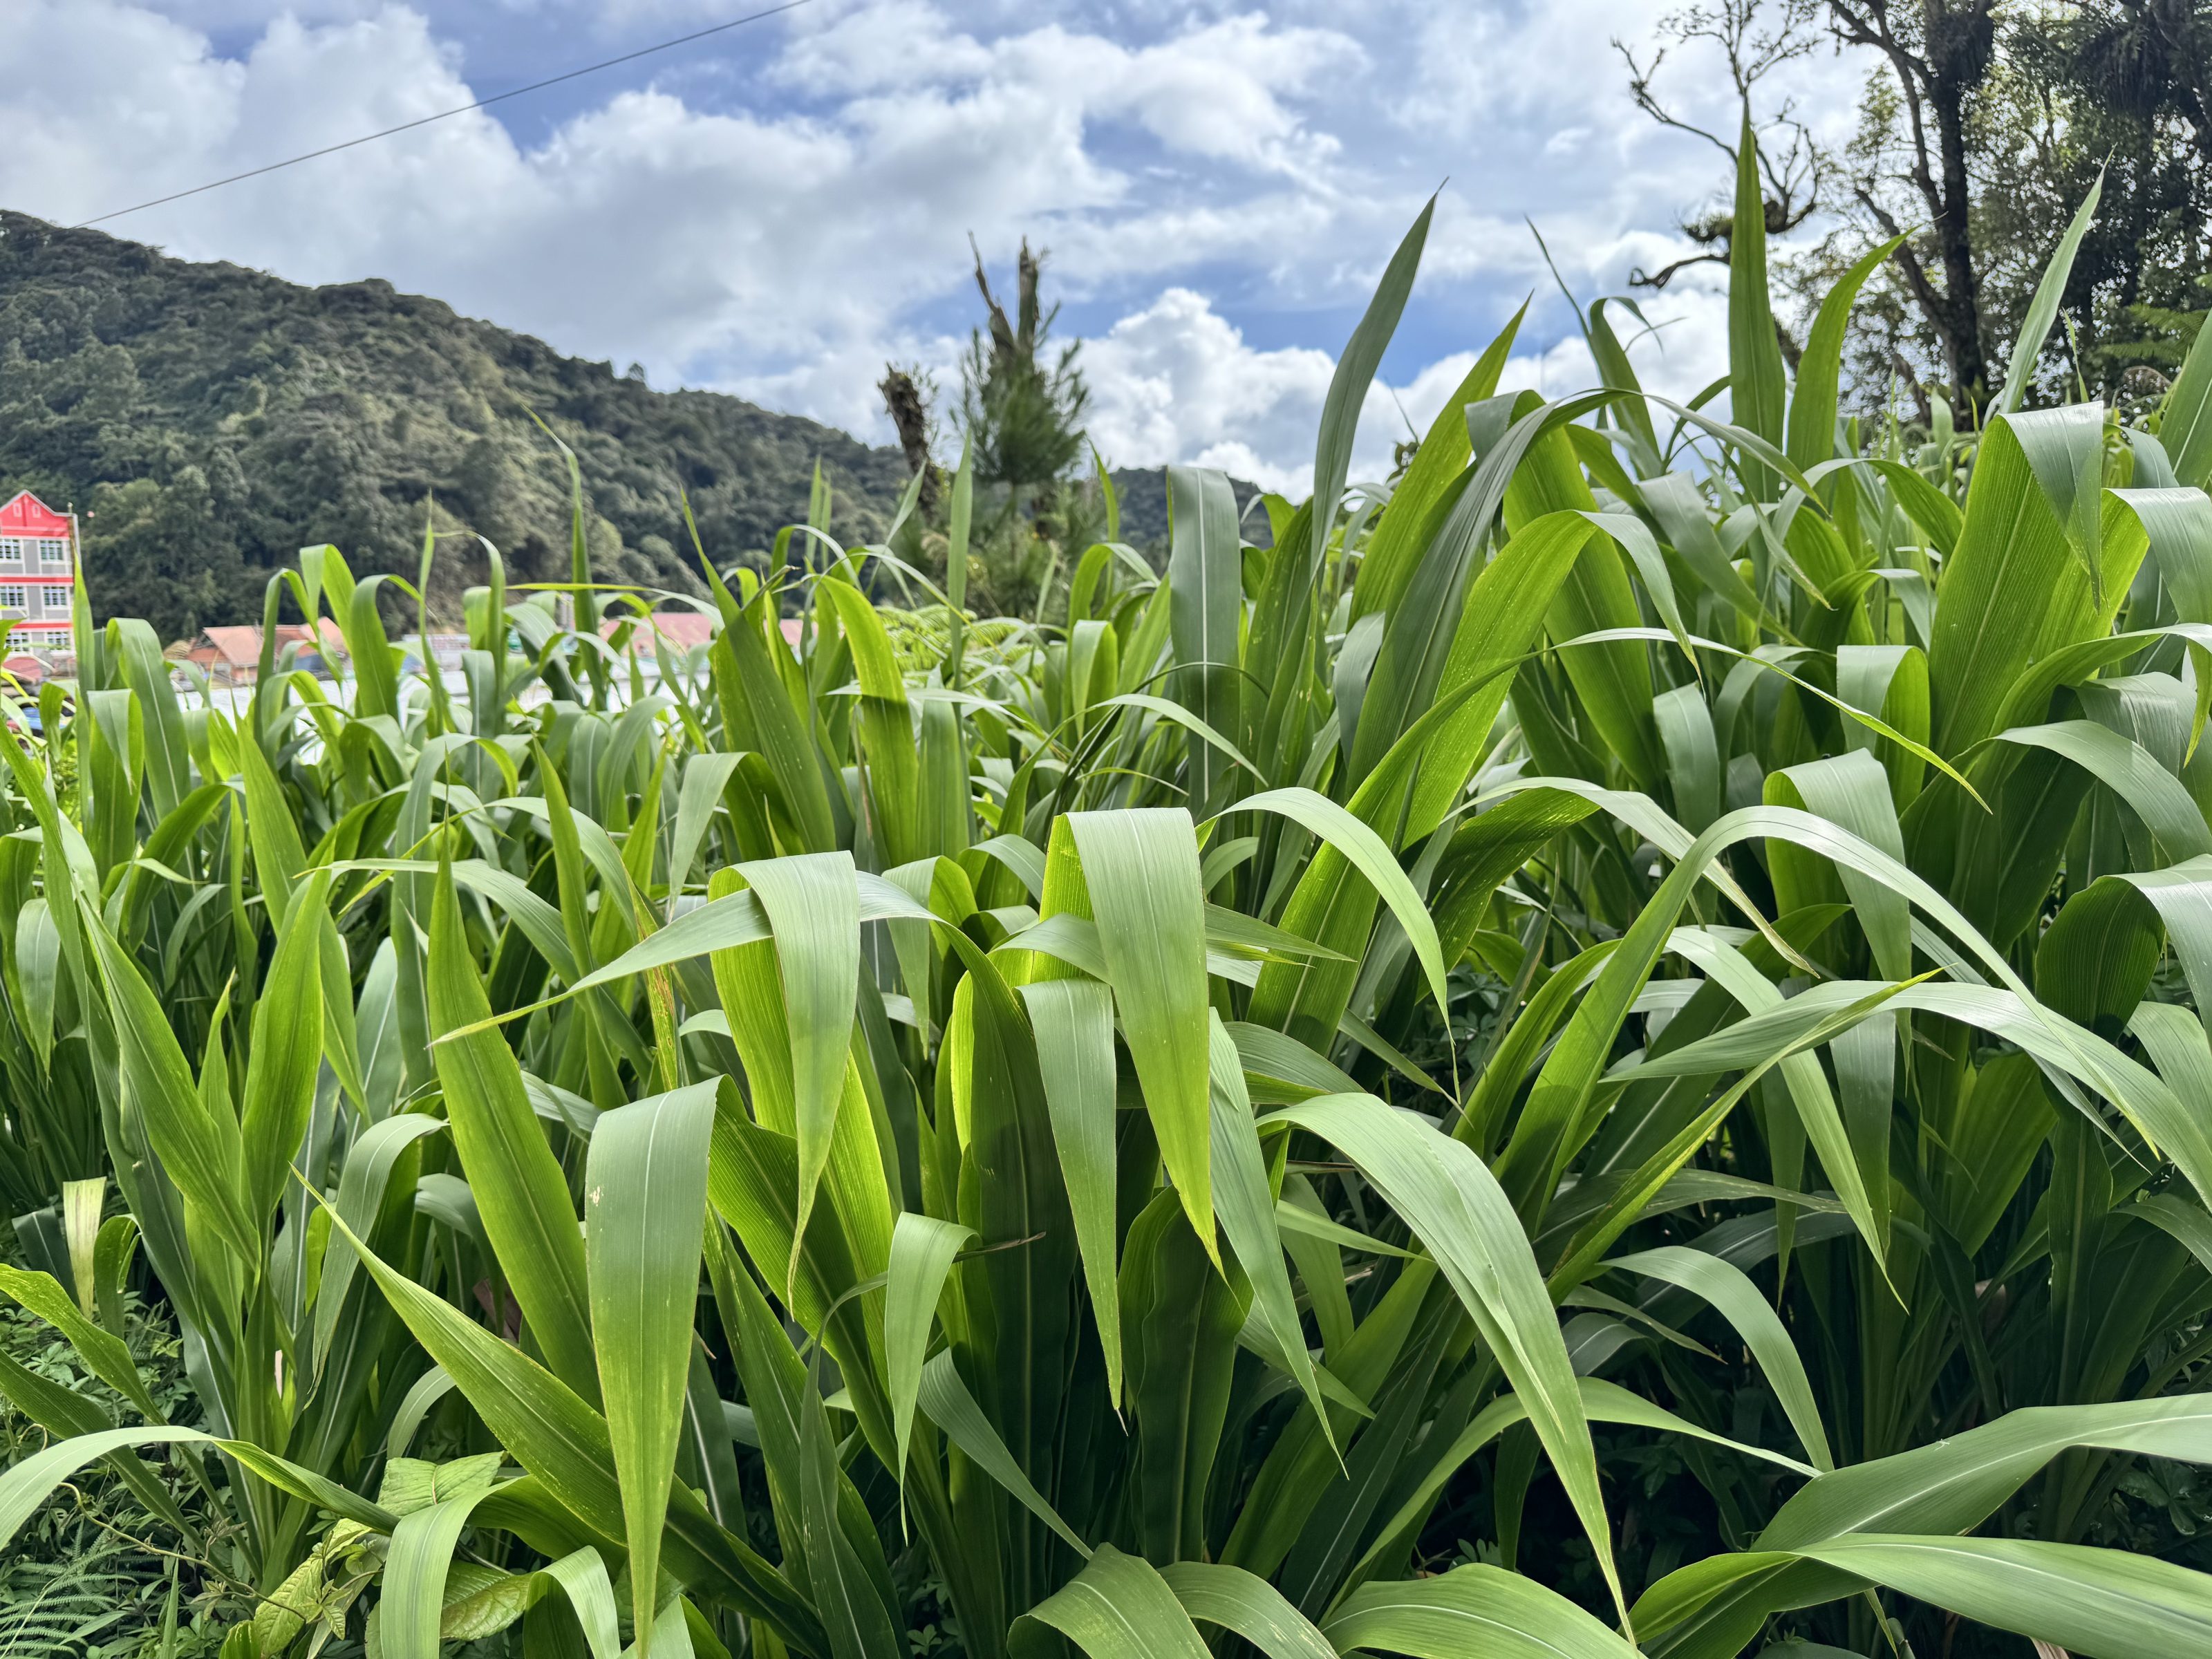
<box><xmin>194</xmin><ymin>626</ymin><xmax>259</xmax><ymax>667</ymax></box>
<box><xmin>189</xmin><ymin>621</ymin><xmax>346</xmax><ymax>667</ymax></box>
<box><xmin>602</xmin><ymin>611</ymin><xmax>718</xmax><ymax>651</ymax></box>
<box><xmin>0</xmin><ymin>493</ymin><xmax>71</xmax><ymax>536</ymax></box>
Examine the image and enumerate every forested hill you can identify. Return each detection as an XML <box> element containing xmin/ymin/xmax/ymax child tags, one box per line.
<box><xmin>0</xmin><ymin>210</ymin><xmax>918</xmax><ymax>641</ymax></box>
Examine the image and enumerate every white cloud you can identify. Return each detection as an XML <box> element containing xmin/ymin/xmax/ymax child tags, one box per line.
<box><xmin>778</xmin><ymin>3</ymin><xmax>1358</xmax><ymax>176</ymax></box>
<box><xmin>1082</xmin><ymin>281</ymin><xmax>1727</xmax><ymax>495</ymax></box>
<box><xmin>1</xmin><ymin>0</ymin><xmax>1840</xmax><ymax>485</ymax></box>
<box><xmin>3</xmin><ymin>3</ymin><xmax>1372</xmax><ymax>440</ymax></box>
<box><xmin>1085</xmin><ymin>288</ymin><xmax>1338</xmax><ymax>491</ymax></box>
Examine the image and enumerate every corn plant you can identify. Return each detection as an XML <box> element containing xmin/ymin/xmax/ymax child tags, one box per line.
<box><xmin>7</xmin><ymin>126</ymin><xmax>2212</xmax><ymax>1658</ymax></box>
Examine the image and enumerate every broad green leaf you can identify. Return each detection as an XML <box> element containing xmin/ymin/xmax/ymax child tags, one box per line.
<box><xmin>1806</xmin><ymin>1533</ymin><xmax>2212</xmax><ymax>1659</ymax></box>
<box><xmin>1157</xmin><ymin>1561</ymin><xmax>1335</xmax><ymax>1659</ymax></box>
<box><xmin>1068</xmin><ymin>809</ymin><xmax>1215</xmax><ymax>1257</ymax></box>
<box><xmin>1206</xmin><ymin>1013</ymin><xmax>1329</xmax><ymax>1438</ymax></box>
<box><xmin>1272</xmin><ymin>1199</ymin><xmax>1416</xmax><ymax>1261</ymax></box>
<box><xmin>1994</xmin><ymin>718</ymin><xmax>2212</xmax><ymax>859</ymax></box>
<box><xmin>585</xmin><ymin>1080</ymin><xmax>717</xmax><ymax>1642</ymax></box>
<box><xmin>1123</xmin><ymin>1184</ymin><xmax>1251</xmax><ymax>1566</ymax></box>
<box><xmin>83</xmin><ymin>908</ymin><xmax>254</xmax><ymax>1263</ymax></box>
<box><xmin>1604</xmin><ymin>1245</ymin><xmax>1833</xmax><ymax>1471</ymax></box>
<box><xmin>737</xmin><ymin>850</ymin><xmax>861</xmax><ymax>1283</ymax></box>
<box><xmin>427</xmin><ymin>860</ymin><xmax>598</xmax><ymax>1400</ymax></box>
<box><xmin>335</xmin><ymin>1204</ymin><xmax>816</xmax><ymax>1642</ymax></box>
<box><xmin>1349</xmin><ymin>1376</ymin><xmax>1817</xmax><ymax>1597</ymax></box>
<box><xmin>384</xmin><ymin>1481</ymin><xmax>506</xmax><ymax>1659</ymax></box>
<box><xmin>2162</xmin><ymin>282</ymin><xmax>2212</xmax><ymax>488</ymax></box>
<box><xmin>1165</xmin><ymin>467</ymin><xmax>1244</xmax><ymax>809</ymax></box>
<box><xmin>1660</xmin><ymin>926</ymin><xmax>1887</xmax><ymax>1270</ymax></box>
<box><xmin>1355</xmin><ymin>303</ymin><xmax>1524</xmax><ymax>623</ymax></box>
<box><xmin>800</xmin><ymin>1345</ymin><xmax>906</xmax><ymax>1659</ymax></box>
<box><xmin>236</xmin><ymin>727</ymin><xmax>309</xmax><ymax>924</ymax></box>
<box><xmin>1788</xmin><ymin>234</ymin><xmax>1909</xmax><ymax>471</ymax></box>
<box><xmin>711</xmin><ymin>587</ymin><xmax>835</xmax><ymax>853</ymax></box>
<box><xmin>1324</xmin><ymin>1563</ymin><xmax>1639</xmax><ymax>1659</ymax></box>
<box><xmin>1227</xmin><ymin>1021</ymin><xmax>1362</xmax><ymax>1105</ymax></box>
<box><xmin>0</xmin><ymin>1262</ymin><xmax>162</xmax><ymax>1422</ymax></box>
<box><xmin>820</xmin><ymin>580</ymin><xmax>924</xmax><ymax>868</ymax></box>
<box><xmin>1728</xmin><ymin>111</ymin><xmax>1788</xmax><ymax>498</ymax></box>
<box><xmin>917</xmin><ymin>1350</ymin><xmax>1089</xmax><ymax>1557</ymax></box>
<box><xmin>1637</xmin><ymin>1394</ymin><xmax>2212</xmax><ymax>1651</ymax></box>
<box><xmin>1094</xmin><ymin>693</ymin><xmax>1263</xmax><ymax>782</ymax></box>
<box><xmin>0</xmin><ymin>1347</ymin><xmax>195</xmax><ymax>1544</ymax></box>
<box><xmin>314</xmin><ymin>1112</ymin><xmax>447</xmax><ymax>1367</ymax></box>
<box><xmin>1229</xmin><ymin>785</ymin><xmax>1450</xmax><ymax>1018</ymax></box>
<box><xmin>240</xmin><ymin>868</ymin><xmax>329</xmax><ymax>1226</ymax></box>
<box><xmin>1996</xmin><ymin>169</ymin><xmax>2104</xmax><ymax>417</ymax></box>
<box><xmin>1311</xmin><ymin>196</ymin><xmax>1432</xmax><ymax>576</ymax></box>
<box><xmin>0</xmin><ymin>1424</ymin><xmax>395</xmax><ymax>1553</ymax></box>
<box><xmin>1020</xmin><ymin>978</ymin><xmax>1123</xmax><ymax>1402</ymax></box>
<box><xmin>1013</xmin><ymin>1544</ymin><xmax>1208</xmax><ymax>1659</ymax></box>
<box><xmin>886</xmin><ymin>1212</ymin><xmax>975</xmax><ymax>1488</ymax></box>
<box><xmin>1262</xmin><ymin>1095</ymin><xmax>1627</xmax><ymax>1627</ymax></box>
<box><xmin>1929</xmin><ymin>414</ymin><xmax>2139</xmax><ymax>754</ymax></box>
<box><xmin>671</xmin><ymin>752</ymin><xmax>745</xmax><ymax>892</ymax></box>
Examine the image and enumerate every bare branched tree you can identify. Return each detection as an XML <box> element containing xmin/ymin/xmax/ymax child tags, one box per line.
<box><xmin>1616</xmin><ymin>1</ymin><xmax>1829</xmax><ymax>290</ymax></box>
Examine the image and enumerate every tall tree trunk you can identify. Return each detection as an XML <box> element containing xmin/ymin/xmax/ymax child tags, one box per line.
<box><xmin>878</xmin><ymin>368</ymin><xmax>940</xmax><ymax>518</ymax></box>
<box><xmin>1828</xmin><ymin>0</ymin><xmax>1999</xmax><ymax>409</ymax></box>
<box><xmin>1929</xmin><ymin>75</ymin><xmax>1987</xmax><ymax>400</ymax></box>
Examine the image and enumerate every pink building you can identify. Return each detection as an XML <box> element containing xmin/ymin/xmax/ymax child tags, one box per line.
<box><xmin>0</xmin><ymin>492</ymin><xmax>78</xmax><ymax>643</ymax></box>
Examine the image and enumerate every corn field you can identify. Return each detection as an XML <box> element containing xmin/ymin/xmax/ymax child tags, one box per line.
<box><xmin>8</xmin><ymin>131</ymin><xmax>2212</xmax><ymax>1658</ymax></box>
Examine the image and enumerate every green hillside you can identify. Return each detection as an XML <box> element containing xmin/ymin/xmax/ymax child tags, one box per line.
<box><xmin>0</xmin><ymin>210</ymin><xmax>915</xmax><ymax>641</ymax></box>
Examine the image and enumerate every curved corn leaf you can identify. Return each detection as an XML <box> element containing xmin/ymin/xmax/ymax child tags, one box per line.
<box><xmin>1013</xmin><ymin>1545</ymin><xmax>1209</xmax><ymax>1659</ymax></box>
<box><xmin>1324</xmin><ymin>1563</ymin><xmax>1639</xmax><ymax>1659</ymax></box>
<box><xmin>1262</xmin><ymin>1094</ymin><xmax>1627</xmax><ymax>1627</ymax></box>
<box><xmin>585</xmin><ymin>1080</ymin><xmax>718</xmax><ymax>1640</ymax></box>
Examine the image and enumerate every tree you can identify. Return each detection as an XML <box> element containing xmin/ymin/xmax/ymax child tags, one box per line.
<box><xmin>1823</xmin><ymin>0</ymin><xmax>2001</xmax><ymax>403</ymax></box>
<box><xmin>2000</xmin><ymin>1</ymin><xmax>2212</xmax><ymax>402</ymax></box>
<box><xmin>877</xmin><ymin>363</ymin><xmax>941</xmax><ymax>517</ymax></box>
<box><xmin>1620</xmin><ymin>1</ymin><xmax>2000</xmax><ymax>402</ymax></box>
<box><xmin>1621</xmin><ymin>0</ymin><xmax>2212</xmax><ymax>419</ymax></box>
<box><xmin>0</xmin><ymin>209</ymin><xmax>915</xmax><ymax>637</ymax></box>
<box><xmin>959</xmin><ymin>236</ymin><xmax>1089</xmax><ymax>492</ymax></box>
<box><xmin>1808</xmin><ymin>0</ymin><xmax>2212</xmax><ymax>413</ymax></box>
<box><xmin>1616</xmin><ymin>1</ymin><xmax>1829</xmax><ymax>294</ymax></box>
<box><xmin>2111</xmin><ymin>0</ymin><xmax>2212</xmax><ymax>162</ymax></box>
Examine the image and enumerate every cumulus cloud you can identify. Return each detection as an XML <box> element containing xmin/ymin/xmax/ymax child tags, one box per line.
<box><xmin>778</xmin><ymin>3</ymin><xmax>1357</xmax><ymax>176</ymax></box>
<box><xmin>1085</xmin><ymin>283</ymin><xmax>1730</xmax><ymax>494</ymax></box>
<box><xmin>0</xmin><ymin>0</ymin><xmax>1822</xmax><ymax>482</ymax></box>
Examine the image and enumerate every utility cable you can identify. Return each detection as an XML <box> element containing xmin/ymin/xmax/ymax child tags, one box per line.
<box><xmin>73</xmin><ymin>0</ymin><xmax>814</xmax><ymax>228</ymax></box>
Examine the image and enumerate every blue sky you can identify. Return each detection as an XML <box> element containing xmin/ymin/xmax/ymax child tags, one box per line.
<box><xmin>3</xmin><ymin>1</ymin><xmax>1866</xmax><ymax>489</ymax></box>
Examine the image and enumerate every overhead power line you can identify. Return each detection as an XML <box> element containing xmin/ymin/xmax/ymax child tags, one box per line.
<box><xmin>73</xmin><ymin>0</ymin><xmax>814</xmax><ymax>229</ymax></box>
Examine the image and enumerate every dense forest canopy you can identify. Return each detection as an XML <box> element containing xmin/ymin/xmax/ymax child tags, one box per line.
<box><xmin>0</xmin><ymin>212</ymin><xmax>1219</xmax><ymax>644</ymax></box>
<box><xmin>1626</xmin><ymin>1</ymin><xmax>2212</xmax><ymax>419</ymax></box>
<box><xmin>17</xmin><ymin>5</ymin><xmax>2210</xmax><ymax>642</ymax></box>
<box><xmin>0</xmin><ymin>210</ymin><xmax>921</xmax><ymax>641</ymax></box>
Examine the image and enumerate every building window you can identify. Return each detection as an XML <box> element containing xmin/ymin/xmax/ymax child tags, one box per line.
<box><xmin>0</xmin><ymin>540</ymin><xmax>20</xmax><ymax>565</ymax></box>
<box><xmin>0</xmin><ymin>588</ymin><xmax>27</xmax><ymax>612</ymax></box>
<box><xmin>37</xmin><ymin>588</ymin><xmax>66</xmax><ymax>617</ymax></box>
<box><xmin>39</xmin><ymin>538</ymin><xmax>70</xmax><ymax>572</ymax></box>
